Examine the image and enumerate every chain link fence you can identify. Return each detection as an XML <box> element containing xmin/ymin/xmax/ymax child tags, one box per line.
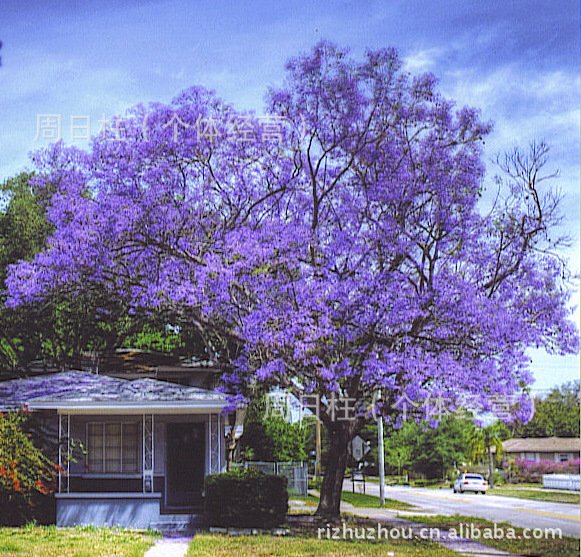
<box><xmin>242</xmin><ymin>461</ymin><xmax>308</xmax><ymax>496</ymax></box>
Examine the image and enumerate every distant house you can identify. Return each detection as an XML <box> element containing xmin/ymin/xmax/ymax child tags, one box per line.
<box><xmin>496</xmin><ymin>437</ymin><xmax>581</xmax><ymax>463</ymax></box>
<box><xmin>0</xmin><ymin>371</ymin><xmax>231</xmax><ymax>529</ymax></box>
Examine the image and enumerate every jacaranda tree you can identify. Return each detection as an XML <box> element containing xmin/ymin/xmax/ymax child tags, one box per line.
<box><xmin>6</xmin><ymin>42</ymin><xmax>578</xmax><ymax>517</ymax></box>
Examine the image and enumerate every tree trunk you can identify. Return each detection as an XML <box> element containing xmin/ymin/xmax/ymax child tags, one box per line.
<box><xmin>315</xmin><ymin>420</ymin><xmax>352</xmax><ymax>519</ymax></box>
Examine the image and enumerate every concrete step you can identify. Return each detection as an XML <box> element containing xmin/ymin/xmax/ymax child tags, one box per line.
<box><xmin>150</xmin><ymin>514</ymin><xmax>207</xmax><ymax>533</ymax></box>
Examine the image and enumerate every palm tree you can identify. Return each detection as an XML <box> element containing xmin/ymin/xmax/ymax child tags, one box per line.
<box><xmin>468</xmin><ymin>425</ymin><xmax>504</xmax><ymax>488</ymax></box>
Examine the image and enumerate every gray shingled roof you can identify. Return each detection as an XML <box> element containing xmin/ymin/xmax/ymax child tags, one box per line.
<box><xmin>0</xmin><ymin>371</ymin><xmax>226</xmax><ymax>410</ymax></box>
<box><xmin>501</xmin><ymin>437</ymin><xmax>581</xmax><ymax>453</ymax></box>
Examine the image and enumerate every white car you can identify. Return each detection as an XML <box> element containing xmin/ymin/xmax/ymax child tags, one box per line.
<box><xmin>453</xmin><ymin>473</ymin><xmax>488</xmax><ymax>494</ymax></box>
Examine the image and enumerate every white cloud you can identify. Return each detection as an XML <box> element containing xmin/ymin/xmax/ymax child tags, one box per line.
<box><xmin>404</xmin><ymin>47</ymin><xmax>448</xmax><ymax>73</ymax></box>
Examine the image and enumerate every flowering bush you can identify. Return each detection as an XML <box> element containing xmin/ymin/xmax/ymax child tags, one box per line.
<box><xmin>0</xmin><ymin>412</ymin><xmax>57</xmax><ymax>525</ymax></box>
<box><xmin>505</xmin><ymin>457</ymin><xmax>581</xmax><ymax>483</ymax></box>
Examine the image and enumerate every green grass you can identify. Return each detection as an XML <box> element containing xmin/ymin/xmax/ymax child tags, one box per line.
<box><xmin>359</xmin><ymin>476</ymin><xmax>411</xmax><ymax>486</ymax></box>
<box><xmin>288</xmin><ymin>494</ymin><xmax>318</xmax><ymax>506</ymax></box>
<box><xmin>490</xmin><ymin>487</ymin><xmax>580</xmax><ymax>504</ymax></box>
<box><xmin>290</xmin><ymin>491</ymin><xmax>414</xmax><ymax>510</ymax></box>
<box><xmin>407</xmin><ymin>514</ymin><xmax>580</xmax><ymax>557</ymax></box>
<box><xmin>187</xmin><ymin>533</ymin><xmax>456</xmax><ymax>556</ymax></box>
<box><xmin>0</xmin><ymin>525</ymin><xmax>158</xmax><ymax>557</ymax></box>
<box><xmin>341</xmin><ymin>490</ymin><xmax>414</xmax><ymax>509</ymax></box>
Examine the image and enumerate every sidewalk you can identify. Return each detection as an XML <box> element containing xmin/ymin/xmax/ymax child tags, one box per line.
<box><xmin>144</xmin><ymin>536</ymin><xmax>192</xmax><ymax>557</ymax></box>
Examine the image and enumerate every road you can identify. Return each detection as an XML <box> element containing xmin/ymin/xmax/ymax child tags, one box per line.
<box><xmin>344</xmin><ymin>481</ymin><xmax>581</xmax><ymax>538</ymax></box>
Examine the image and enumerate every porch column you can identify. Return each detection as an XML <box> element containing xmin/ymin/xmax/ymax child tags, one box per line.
<box><xmin>58</xmin><ymin>413</ymin><xmax>70</xmax><ymax>494</ymax></box>
<box><xmin>142</xmin><ymin>414</ymin><xmax>154</xmax><ymax>493</ymax></box>
<box><xmin>208</xmin><ymin>414</ymin><xmax>220</xmax><ymax>474</ymax></box>
<box><xmin>217</xmin><ymin>413</ymin><xmax>221</xmax><ymax>470</ymax></box>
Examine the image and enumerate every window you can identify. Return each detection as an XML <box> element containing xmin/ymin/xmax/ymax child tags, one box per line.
<box><xmin>87</xmin><ymin>423</ymin><xmax>139</xmax><ymax>474</ymax></box>
<box><xmin>559</xmin><ymin>453</ymin><xmax>571</xmax><ymax>463</ymax></box>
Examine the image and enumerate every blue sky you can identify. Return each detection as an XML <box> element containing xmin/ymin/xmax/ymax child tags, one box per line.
<box><xmin>1</xmin><ymin>0</ymin><xmax>579</xmax><ymax>394</ymax></box>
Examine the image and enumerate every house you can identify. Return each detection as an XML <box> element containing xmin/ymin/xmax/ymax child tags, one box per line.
<box><xmin>496</xmin><ymin>437</ymin><xmax>581</xmax><ymax>463</ymax></box>
<box><xmin>0</xmin><ymin>371</ymin><xmax>231</xmax><ymax>529</ymax></box>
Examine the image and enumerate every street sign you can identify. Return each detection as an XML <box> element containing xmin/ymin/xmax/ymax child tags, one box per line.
<box><xmin>348</xmin><ymin>435</ymin><xmax>370</xmax><ymax>462</ymax></box>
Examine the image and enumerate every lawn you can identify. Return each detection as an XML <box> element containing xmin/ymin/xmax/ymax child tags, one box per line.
<box><xmin>422</xmin><ymin>482</ymin><xmax>450</xmax><ymax>489</ymax></box>
<box><xmin>187</xmin><ymin>533</ymin><xmax>456</xmax><ymax>556</ymax></box>
<box><xmin>0</xmin><ymin>525</ymin><xmax>158</xmax><ymax>557</ymax></box>
<box><xmin>490</xmin><ymin>487</ymin><xmax>580</xmax><ymax>504</ymax></box>
<box><xmin>290</xmin><ymin>491</ymin><xmax>414</xmax><ymax>510</ymax></box>
<box><xmin>289</xmin><ymin>494</ymin><xmax>319</xmax><ymax>506</ymax></box>
<box><xmin>407</xmin><ymin>514</ymin><xmax>580</xmax><ymax>557</ymax></box>
<box><xmin>340</xmin><ymin>491</ymin><xmax>414</xmax><ymax>509</ymax></box>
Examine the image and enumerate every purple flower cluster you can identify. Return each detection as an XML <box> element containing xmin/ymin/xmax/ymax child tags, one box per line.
<box><xmin>506</xmin><ymin>458</ymin><xmax>581</xmax><ymax>483</ymax></box>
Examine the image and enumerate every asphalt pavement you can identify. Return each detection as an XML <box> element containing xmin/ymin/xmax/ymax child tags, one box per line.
<box><xmin>345</xmin><ymin>481</ymin><xmax>580</xmax><ymax>538</ymax></box>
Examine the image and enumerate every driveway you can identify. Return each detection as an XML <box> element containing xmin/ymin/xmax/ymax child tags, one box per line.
<box><xmin>344</xmin><ymin>481</ymin><xmax>580</xmax><ymax>538</ymax></box>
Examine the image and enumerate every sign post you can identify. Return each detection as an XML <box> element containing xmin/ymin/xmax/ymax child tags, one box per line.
<box><xmin>377</xmin><ymin>390</ymin><xmax>385</xmax><ymax>506</ymax></box>
<box><xmin>348</xmin><ymin>435</ymin><xmax>370</xmax><ymax>494</ymax></box>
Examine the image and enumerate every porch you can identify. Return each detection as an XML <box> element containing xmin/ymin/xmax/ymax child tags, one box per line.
<box><xmin>53</xmin><ymin>411</ymin><xmax>227</xmax><ymax>527</ymax></box>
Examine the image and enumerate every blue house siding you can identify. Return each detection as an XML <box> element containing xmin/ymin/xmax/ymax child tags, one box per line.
<box><xmin>56</xmin><ymin>493</ymin><xmax>162</xmax><ymax>528</ymax></box>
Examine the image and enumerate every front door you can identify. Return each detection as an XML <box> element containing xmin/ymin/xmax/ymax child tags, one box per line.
<box><xmin>165</xmin><ymin>423</ymin><xmax>205</xmax><ymax>508</ymax></box>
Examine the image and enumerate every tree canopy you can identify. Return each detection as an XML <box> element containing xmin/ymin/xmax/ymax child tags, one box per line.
<box><xmin>0</xmin><ymin>173</ymin><xmax>214</xmax><ymax>376</ymax></box>
<box><xmin>4</xmin><ymin>42</ymin><xmax>578</xmax><ymax>517</ymax></box>
<box><xmin>238</xmin><ymin>397</ymin><xmax>307</xmax><ymax>463</ymax></box>
<box><xmin>513</xmin><ymin>381</ymin><xmax>580</xmax><ymax>438</ymax></box>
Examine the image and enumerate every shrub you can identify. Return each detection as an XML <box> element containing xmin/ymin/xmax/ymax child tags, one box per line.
<box><xmin>411</xmin><ymin>478</ymin><xmax>444</xmax><ymax>487</ymax></box>
<box><xmin>505</xmin><ymin>458</ymin><xmax>581</xmax><ymax>483</ymax></box>
<box><xmin>0</xmin><ymin>412</ymin><xmax>57</xmax><ymax>525</ymax></box>
<box><xmin>492</xmin><ymin>470</ymin><xmax>506</xmax><ymax>486</ymax></box>
<box><xmin>205</xmin><ymin>468</ymin><xmax>288</xmax><ymax>528</ymax></box>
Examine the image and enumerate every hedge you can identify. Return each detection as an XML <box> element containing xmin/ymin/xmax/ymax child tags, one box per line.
<box><xmin>205</xmin><ymin>468</ymin><xmax>288</xmax><ymax>528</ymax></box>
<box><xmin>505</xmin><ymin>458</ymin><xmax>581</xmax><ymax>483</ymax></box>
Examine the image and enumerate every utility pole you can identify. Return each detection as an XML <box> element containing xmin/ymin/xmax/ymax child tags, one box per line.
<box><xmin>377</xmin><ymin>390</ymin><xmax>385</xmax><ymax>505</ymax></box>
<box><xmin>486</xmin><ymin>429</ymin><xmax>495</xmax><ymax>489</ymax></box>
